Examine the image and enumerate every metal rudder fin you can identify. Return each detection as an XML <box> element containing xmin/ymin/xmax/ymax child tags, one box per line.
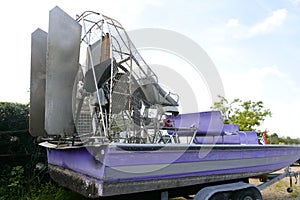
<box><xmin>45</xmin><ymin>6</ymin><xmax>82</xmax><ymax>136</ymax></box>
<box><xmin>30</xmin><ymin>28</ymin><xmax>48</xmax><ymax>137</ymax></box>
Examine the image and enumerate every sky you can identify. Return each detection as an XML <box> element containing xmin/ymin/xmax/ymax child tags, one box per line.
<box><xmin>1</xmin><ymin>0</ymin><xmax>300</xmax><ymax>138</ymax></box>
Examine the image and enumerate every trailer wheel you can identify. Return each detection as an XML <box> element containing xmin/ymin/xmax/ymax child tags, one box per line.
<box><xmin>232</xmin><ymin>188</ymin><xmax>262</xmax><ymax>200</ymax></box>
<box><xmin>209</xmin><ymin>192</ymin><xmax>227</xmax><ymax>200</ymax></box>
<box><xmin>287</xmin><ymin>187</ymin><xmax>293</xmax><ymax>193</ymax></box>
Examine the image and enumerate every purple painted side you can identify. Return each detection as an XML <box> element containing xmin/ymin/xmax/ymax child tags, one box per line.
<box><xmin>46</xmin><ymin>144</ymin><xmax>300</xmax><ymax>184</ymax></box>
<box><xmin>193</xmin><ymin>134</ymin><xmax>240</xmax><ymax>144</ymax></box>
<box><xmin>106</xmin><ymin>145</ymin><xmax>300</xmax><ymax>166</ymax></box>
<box><xmin>47</xmin><ymin>146</ymin><xmax>107</xmax><ymax>179</ymax></box>
<box><xmin>105</xmin><ymin>157</ymin><xmax>299</xmax><ymax>183</ymax></box>
<box><xmin>168</xmin><ymin>111</ymin><xmax>224</xmax><ymax>136</ymax></box>
<box><xmin>102</xmin><ymin>145</ymin><xmax>300</xmax><ymax>183</ymax></box>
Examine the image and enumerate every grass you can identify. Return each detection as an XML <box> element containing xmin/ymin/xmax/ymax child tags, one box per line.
<box><xmin>0</xmin><ymin>166</ymin><xmax>87</xmax><ymax>200</ymax></box>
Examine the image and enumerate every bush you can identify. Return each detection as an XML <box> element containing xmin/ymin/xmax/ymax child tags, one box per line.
<box><xmin>0</xmin><ymin>102</ymin><xmax>86</xmax><ymax>199</ymax></box>
<box><xmin>0</xmin><ymin>102</ymin><xmax>29</xmax><ymax>131</ymax></box>
<box><xmin>0</xmin><ymin>166</ymin><xmax>86</xmax><ymax>200</ymax></box>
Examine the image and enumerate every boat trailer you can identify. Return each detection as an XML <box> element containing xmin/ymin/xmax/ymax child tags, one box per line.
<box><xmin>159</xmin><ymin>166</ymin><xmax>300</xmax><ymax>200</ymax></box>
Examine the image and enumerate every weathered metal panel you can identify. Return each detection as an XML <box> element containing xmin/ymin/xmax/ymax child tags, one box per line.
<box><xmin>45</xmin><ymin>6</ymin><xmax>81</xmax><ymax>136</ymax></box>
<box><xmin>29</xmin><ymin>28</ymin><xmax>47</xmax><ymax>137</ymax></box>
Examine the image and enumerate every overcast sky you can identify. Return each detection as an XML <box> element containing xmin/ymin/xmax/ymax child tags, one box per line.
<box><xmin>1</xmin><ymin>0</ymin><xmax>300</xmax><ymax>138</ymax></box>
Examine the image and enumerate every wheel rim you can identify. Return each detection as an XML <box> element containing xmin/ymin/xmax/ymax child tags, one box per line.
<box><xmin>243</xmin><ymin>196</ymin><xmax>254</xmax><ymax>200</ymax></box>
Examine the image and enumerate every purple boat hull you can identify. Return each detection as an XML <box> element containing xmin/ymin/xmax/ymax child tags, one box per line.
<box><xmin>41</xmin><ymin>142</ymin><xmax>300</xmax><ymax>197</ymax></box>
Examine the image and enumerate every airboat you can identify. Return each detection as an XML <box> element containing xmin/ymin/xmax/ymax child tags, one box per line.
<box><xmin>29</xmin><ymin>6</ymin><xmax>300</xmax><ymax>199</ymax></box>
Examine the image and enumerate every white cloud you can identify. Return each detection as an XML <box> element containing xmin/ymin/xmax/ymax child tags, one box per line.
<box><xmin>291</xmin><ymin>0</ymin><xmax>300</xmax><ymax>5</ymax></box>
<box><xmin>248</xmin><ymin>9</ymin><xmax>287</xmax><ymax>36</ymax></box>
<box><xmin>208</xmin><ymin>46</ymin><xmax>236</xmax><ymax>58</ymax></box>
<box><xmin>221</xmin><ymin>65</ymin><xmax>275</xmax><ymax>100</ymax></box>
<box><xmin>263</xmin><ymin>99</ymin><xmax>300</xmax><ymax>138</ymax></box>
<box><xmin>249</xmin><ymin>65</ymin><xmax>287</xmax><ymax>79</ymax></box>
<box><xmin>220</xmin><ymin>65</ymin><xmax>300</xmax><ymax>138</ymax></box>
<box><xmin>226</xmin><ymin>18</ymin><xmax>239</xmax><ymax>27</ymax></box>
<box><xmin>227</xmin><ymin>9</ymin><xmax>288</xmax><ymax>39</ymax></box>
<box><xmin>221</xmin><ymin>65</ymin><xmax>287</xmax><ymax>100</ymax></box>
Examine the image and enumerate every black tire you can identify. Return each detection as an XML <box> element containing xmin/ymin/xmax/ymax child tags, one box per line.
<box><xmin>287</xmin><ymin>187</ymin><xmax>293</xmax><ymax>193</ymax></box>
<box><xmin>232</xmin><ymin>188</ymin><xmax>262</xmax><ymax>200</ymax></box>
<box><xmin>209</xmin><ymin>192</ymin><xmax>228</xmax><ymax>200</ymax></box>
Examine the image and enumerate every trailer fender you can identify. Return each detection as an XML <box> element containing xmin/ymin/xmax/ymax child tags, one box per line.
<box><xmin>194</xmin><ymin>182</ymin><xmax>261</xmax><ymax>200</ymax></box>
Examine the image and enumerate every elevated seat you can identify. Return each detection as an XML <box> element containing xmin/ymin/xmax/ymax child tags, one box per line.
<box><xmin>239</xmin><ymin>131</ymin><xmax>259</xmax><ymax>144</ymax></box>
<box><xmin>222</xmin><ymin>124</ymin><xmax>239</xmax><ymax>134</ymax></box>
<box><xmin>168</xmin><ymin>111</ymin><xmax>224</xmax><ymax>136</ymax></box>
<box><xmin>194</xmin><ymin>134</ymin><xmax>241</xmax><ymax>144</ymax></box>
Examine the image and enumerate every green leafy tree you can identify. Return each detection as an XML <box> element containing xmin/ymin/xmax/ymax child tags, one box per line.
<box><xmin>0</xmin><ymin>102</ymin><xmax>35</xmax><ymax>178</ymax></box>
<box><xmin>211</xmin><ymin>96</ymin><xmax>272</xmax><ymax>131</ymax></box>
<box><xmin>0</xmin><ymin>102</ymin><xmax>29</xmax><ymax>131</ymax></box>
<box><xmin>268</xmin><ymin>133</ymin><xmax>280</xmax><ymax>144</ymax></box>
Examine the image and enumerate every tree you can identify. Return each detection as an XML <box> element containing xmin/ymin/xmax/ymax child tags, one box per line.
<box><xmin>211</xmin><ymin>96</ymin><xmax>272</xmax><ymax>131</ymax></box>
<box><xmin>0</xmin><ymin>102</ymin><xmax>29</xmax><ymax>131</ymax></box>
<box><xmin>0</xmin><ymin>102</ymin><xmax>35</xmax><ymax>170</ymax></box>
<box><xmin>268</xmin><ymin>133</ymin><xmax>280</xmax><ymax>144</ymax></box>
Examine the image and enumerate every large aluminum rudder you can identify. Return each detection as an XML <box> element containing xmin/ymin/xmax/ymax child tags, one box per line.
<box><xmin>45</xmin><ymin>6</ymin><xmax>81</xmax><ymax>136</ymax></box>
<box><xmin>29</xmin><ymin>28</ymin><xmax>48</xmax><ymax>137</ymax></box>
